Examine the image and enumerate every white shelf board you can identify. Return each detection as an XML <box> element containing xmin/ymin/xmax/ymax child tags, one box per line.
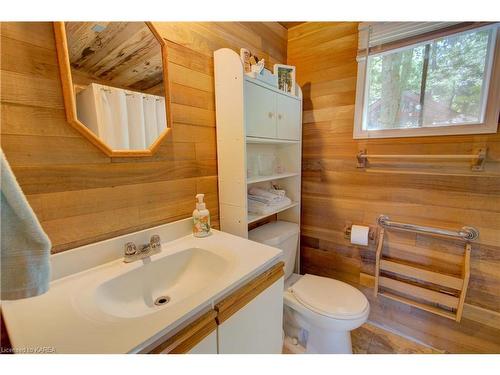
<box><xmin>247</xmin><ymin>172</ymin><xmax>299</xmax><ymax>184</ymax></box>
<box><xmin>246</xmin><ymin>136</ymin><xmax>300</xmax><ymax>144</ymax></box>
<box><xmin>247</xmin><ymin>202</ymin><xmax>299</xmax><ymax>224</ymax></box>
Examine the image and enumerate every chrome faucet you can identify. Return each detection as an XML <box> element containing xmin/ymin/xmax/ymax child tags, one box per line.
<box><xmin>124</xmin><ymin>235</ymin><xmax>162</xmax><ymax>263</ymax></box>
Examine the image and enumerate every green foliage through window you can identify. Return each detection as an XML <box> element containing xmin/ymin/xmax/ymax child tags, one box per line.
<box><xmin>364</xmin><ymin>26</ymin><xmax>496</xmax><ymax>131</ymax></box>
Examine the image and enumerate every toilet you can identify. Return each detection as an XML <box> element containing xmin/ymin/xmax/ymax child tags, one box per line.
<box><xmin>249</xmin><ymin>221</ymin><xmax>370</xmax><ymax>354</ymax></box>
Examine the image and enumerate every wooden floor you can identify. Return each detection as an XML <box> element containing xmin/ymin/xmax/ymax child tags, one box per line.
<box><xmin>283</xmin><ymin>322</ymin><xmax>441</xmax><ymax>354</ymax></box>
<box><xmin>351</xmin><ymin>323</ymin><xmax>442</xmax><ymax>354</ymax></box>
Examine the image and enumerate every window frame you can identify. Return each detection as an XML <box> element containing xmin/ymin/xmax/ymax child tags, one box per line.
<box><xmin>353</xmin><ymin>24</ymin><xmax>500</xmax><ymax>139</ymax></box>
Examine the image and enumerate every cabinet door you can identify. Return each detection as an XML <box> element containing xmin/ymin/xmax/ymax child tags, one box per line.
<box><xmin>244</xmin><ymin>81</ymin><xmax>277</xmax><ymax>138</ymax></box>
<box><xmin>186</xmin><ymin>331</ymin><xmax>217</xmax><ymax>354</ymax></box>
<box><xmin>217</xmin><ymin>278</ymin><xmax>284</xmax><ymax>354</ymax></box>
<box><xmin>276</xmin><ymin>94</ymin><xmax>301</xmax><ymax>140</ymax></box>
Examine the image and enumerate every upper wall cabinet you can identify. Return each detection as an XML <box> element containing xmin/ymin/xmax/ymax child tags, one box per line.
<box><xmin>245</xmin><ymin>81</ymin><xmax>277</xmax><ymax>138</ymax></box>
<box><xmin>53</xmin><ymin>22</ymin><xmax>172</xmax><ymax>157</ymax></box>
<box><xmin>276</xmin><ymin>94</ymin><xmax>301</xmax><ymax>140</ymax></box>
<box><xmin>244</xmin><ymin>80</ymin><xmax>301</xmax><ymax>141</ymax></box>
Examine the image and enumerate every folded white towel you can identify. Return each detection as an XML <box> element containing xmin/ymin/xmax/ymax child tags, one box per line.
<box><xmin>248</xmin><ymin>197</ymin><xmax>292</xmax><ymax>215</ymax></box>
<box><xmin>248</xmin><ymin>194</ymin><xmax>287</xmax><ymax>206</ymax></box>
<box><xmin>248</xmin><ymin>187</ymin><xmax>284</xmax><ymax>203</ymax></box>
<box><xmin>1</xmin><ymin>150</ymin><xmax>51</xmax><ymax>300</ymax></box>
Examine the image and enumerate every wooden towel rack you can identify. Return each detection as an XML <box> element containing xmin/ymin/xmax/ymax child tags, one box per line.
<box><xmin>373</xmin><ymin>215</ymin><xmax>477</xmax><ymax>322</ymax></box>
<box><xmin>357</xmin><ymin>148</ymin><xmax>487</xmax><ymax>171</ymax></box>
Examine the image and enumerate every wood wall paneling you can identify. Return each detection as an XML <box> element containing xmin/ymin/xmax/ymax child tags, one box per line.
<box><xmin>0</xmin><ymin>21</ymin><xmax>287</xmax><ymax>253</ymax></box>
<box><xmin>4</xmin><ymin>20</ymin><xmax>500</xmax><ymax>354</ymax></box>
<box><xmin>288</xmin><ymin>22</ymin><xmax>500</xmax><ymax>353</ymax></box>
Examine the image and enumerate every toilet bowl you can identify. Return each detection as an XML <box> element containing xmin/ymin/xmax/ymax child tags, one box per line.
<box><xmin>283</xmin><ymin>273</ymin><xmax>369</xmax><ymax>353</ymax></box>
<box><xmin>249</xmin><ymin>221</ymin><xmax>370</xmax><ymax>354</ymax></box>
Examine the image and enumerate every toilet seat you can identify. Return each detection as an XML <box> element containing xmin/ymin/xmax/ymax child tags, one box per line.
<box><xmin>288</xmin><ymin>274</ymin><xmax>369</xmax><ymax>320</ymax></box>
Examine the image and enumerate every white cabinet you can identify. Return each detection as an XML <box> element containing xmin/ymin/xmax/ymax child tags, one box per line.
<box><xmin>277</xmin><ymin>94</ymin><xmax>301</xmax><ymax>140</ymax></box>
<box><xmin>186</xmin><ymin>331</ymin><xmax>218</xmax><ymax>354</ymax></box>
<box><xmin>215</xmin><ymin>48</ymin><xmax>302</xmax><ymax>242</ymax></box>
<box><xmin>244</xmin><ymin>80</ymin><xmax>301</xmax><ymax>140</ymax></box>
<box><xmin>147</xmin><ymin>263</ymin><xmax>284</xmax><ymax>354</ymax></box>
<box><xmin>245</xmin><ymin>80</ymin><xmax>277</xmax><ymax>138</ymax></box>
<box><xmin>217</xmin><ymin>278</ymin><xmax>284</xmax><ymax>354</ymax></box>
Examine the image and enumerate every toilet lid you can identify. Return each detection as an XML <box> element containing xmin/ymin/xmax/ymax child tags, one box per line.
<box><xmin>289</xmin><ymin>274</ymin><xmax>369</xmax><ymax>319</ymax></box>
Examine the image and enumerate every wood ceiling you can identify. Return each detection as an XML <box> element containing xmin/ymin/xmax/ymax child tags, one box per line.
<box><xmin>65</xmin><ymin>22</ymin><xmax>164</xmax><ymax>93</ymax></box>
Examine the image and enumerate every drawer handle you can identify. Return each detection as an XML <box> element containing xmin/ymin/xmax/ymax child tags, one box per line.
<box><xmin>278</xmin><ymin>114</ymin><xmax>283</xmax><ymax>120</ymax></box>
<box><xmin>268</xmin><ymin>112</ymin><xmax>274</xmax><ymax>118</ymax></box>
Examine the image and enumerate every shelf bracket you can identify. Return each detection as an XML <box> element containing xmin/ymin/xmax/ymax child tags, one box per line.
<box><xmin>357</xmin><ymin>149</ymin><xmax>367</xmax><ymax>168</ymax></box>
<box><xmin>472</xmin><ymin>148</ymin><xmax>487</xmax><ymax>171</ymax></box>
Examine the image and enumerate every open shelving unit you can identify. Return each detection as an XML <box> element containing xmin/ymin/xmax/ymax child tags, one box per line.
<box><xmin>214</xmin><ymin>48</ymin><xmax>303</xmax><ymax>263</ymax></box>
<box><xmin>247</xmin><ymin>172</ymin><xmax>300</xmax><ymax>185</ymax></box>
<box><xmin>247</xmin><ymin>202</ymin><xmax>300</xmax><ymax>225</ymax></box>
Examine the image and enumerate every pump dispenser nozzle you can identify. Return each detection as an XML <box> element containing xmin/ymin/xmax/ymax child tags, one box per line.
<box><xmin>195</xmin><ymin>193</ymin><xmax>206</xmax><ymax>210</ymax></box>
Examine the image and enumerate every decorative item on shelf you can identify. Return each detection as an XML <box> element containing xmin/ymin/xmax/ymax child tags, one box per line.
<box><xmin>251</xmin><ymin>59</ymin><xmax>265</xmax><ymax>74</ymax></box>
<box><xmin>275</xmin><ymin>155</ymin><xmax>284</xmax><ymax>174</ymax></box>
<box><xmin>250</xmin><ymin>68</ymin><xmax>278</xmax><ymax>87</ymax></box>
<box><xmin>249</xmin><ymin>55</ymin><xmax>258</xmax><ymax>65</ymax></box>
<box><xmin>257</xmin><ymin>152</ymin><xmax>277</xmax><ymax>176</ymax></box>
<box><xmin>240</xmin><ymin>48</ymin><xmax>262</xmax><ymax>73</ymax></box>
<box><xmin>247</xmin><ymin>154</ymin><xmax>259</xmax><ymax>178</ymax></box>
<box><xmin>240</xmin><ymin>48</ymin><xmax>252</xmax><ymax>73</ymax></box>
<box><xmin>274</xmin><ymin>64</ymin><xmax>296</xmax><ymax>96</ymax></box>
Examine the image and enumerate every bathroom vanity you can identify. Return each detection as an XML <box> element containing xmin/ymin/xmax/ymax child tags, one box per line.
<box><xmin>1</xmin><ymin>219</ymin><xmax>284</xmax><ymax>354</ymax></box>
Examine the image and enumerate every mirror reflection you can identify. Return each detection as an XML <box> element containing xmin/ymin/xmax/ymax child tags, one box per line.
<box><xmin>65</xmin><ymin>22</ymin><xmax>168</xmax><ymax>150</ymax></box>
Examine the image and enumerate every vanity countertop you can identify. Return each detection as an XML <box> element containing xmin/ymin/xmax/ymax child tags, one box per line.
<box><xmin>1</xmin><ymin>220</ymin><xmax>282</xmax><ymax>353</ymax></box>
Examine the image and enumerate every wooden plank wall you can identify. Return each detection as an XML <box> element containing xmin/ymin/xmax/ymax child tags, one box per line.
<box><xmin>288</xmin><ymin>22</ymin><xmax>500</xmax><ymax>353</ymax></box>
<box><xmin>0</xmin><ymin>22</ymin><xmax>287</xmax><ymax>253</ymax></box>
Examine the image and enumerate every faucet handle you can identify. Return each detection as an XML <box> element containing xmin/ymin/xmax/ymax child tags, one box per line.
<box><xmin>124</xmin><ymin>242</ymin><xmax>137</xmax><ymax>256</ymax></box>
<box><xmin>150</xmin><ymin>235</ymin><xmax>161</xmax><ymax>250</ymax></box>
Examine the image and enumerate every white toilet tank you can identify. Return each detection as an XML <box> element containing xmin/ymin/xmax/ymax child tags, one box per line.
<box><xmin>248</xmin><ymin>221</ymin><xmax>299</xmax><ymax>279</ymax></box>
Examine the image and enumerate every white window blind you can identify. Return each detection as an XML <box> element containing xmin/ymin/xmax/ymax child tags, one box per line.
<box><xmin>358</xmin><ymin>22</ymin><xmax>461</xmax><ymax>53</ymax></box>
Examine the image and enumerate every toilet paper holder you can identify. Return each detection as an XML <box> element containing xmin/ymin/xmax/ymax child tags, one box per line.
<box><xmin>343</xmin><ymin>222</ymin><xmax>377</xmax><ymax>243</ymax></box>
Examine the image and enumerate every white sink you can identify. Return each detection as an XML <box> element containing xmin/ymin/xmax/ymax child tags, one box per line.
<box><xmin>1</xmin><ymin>219</ymin><xmax>282</xmax><ymax>353</ymax></box>
<box><xmin>95</xmin><ymin>247</ymin><xmax>229</xmax><ymax>318</ymax></box>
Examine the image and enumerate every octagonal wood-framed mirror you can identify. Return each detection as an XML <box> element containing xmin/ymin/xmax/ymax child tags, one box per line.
<box><xmin>53</xmin><ymin>22</ymin><xmax>172</xmax><ymax>157</ymax></box>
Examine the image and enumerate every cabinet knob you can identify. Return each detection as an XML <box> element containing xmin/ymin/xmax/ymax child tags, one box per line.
<box><xmin>278</xmin><ymin>114</ymin><xmax>283</xmax><ymax>120</ymax></box>
<box><xmin>268</xmin><ymin>112</ymin><xmax>274</xmax><ymax>118</ymax></box>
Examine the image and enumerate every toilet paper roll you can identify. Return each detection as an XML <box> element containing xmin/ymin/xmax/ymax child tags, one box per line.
<box><xmin>350</xmin><ymin>225</ymin><xmax>369</xmax><ymax>246</ymax></box>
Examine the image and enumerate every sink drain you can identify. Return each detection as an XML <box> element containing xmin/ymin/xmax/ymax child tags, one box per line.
<box><xmin>154</xmin><ymin>296</ymin><xmax>170</xmax><ymax>306</ymax></box>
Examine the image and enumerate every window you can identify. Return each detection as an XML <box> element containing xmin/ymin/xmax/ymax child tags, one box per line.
<box><xmin>354</xmin><ymin>23</ymin><xmax>500</xmax><ymax>139</ymax></box>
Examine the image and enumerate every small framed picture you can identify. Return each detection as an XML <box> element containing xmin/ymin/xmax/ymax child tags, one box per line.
<box><xmin>273</xmin><ymin>64</ymin><xmax>296</xmax><ymax>95</ymax></box>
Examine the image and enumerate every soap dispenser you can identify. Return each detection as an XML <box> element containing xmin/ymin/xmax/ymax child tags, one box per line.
<box><xmin>193</xmin><ymin>193</ymin><xmax>211</xmax><ymax>237</ymax></box>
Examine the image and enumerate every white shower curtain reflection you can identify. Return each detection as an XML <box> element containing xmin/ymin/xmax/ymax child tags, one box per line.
<box><xmin>76</xmin><ymin>83</ymin><xmax>168</xmax><ymax>150</ymax></box>
<box><xmin>143</xmin><ymin>95</ymin><xmax>158</xmax><ymax>147</ymax></box>
<box><xmin>125</xmin><ymin>91</ymin><xmax>147</xmax><ymax>149</ymax></box>
<box><xmin>99</xmin><ymin>87</ymin><xmax>130</xmax><ymax>149</ymax></box>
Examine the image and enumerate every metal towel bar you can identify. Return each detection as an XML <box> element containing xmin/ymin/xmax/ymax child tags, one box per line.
<box><xmin>377</xmin><ymin>215</ymin><xmax>479</xmax><ymax>241</ymax></box>
<box><xmin>357</xmin><ymin>148</ymin><xmax>487</xmax><ymax>171</ymax></box>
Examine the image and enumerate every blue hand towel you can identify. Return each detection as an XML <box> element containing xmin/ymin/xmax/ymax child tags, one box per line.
<box><xmin>1</xmin><ymin>150</ymin><xmax>51</xmax><ymax>300</ymax></box>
